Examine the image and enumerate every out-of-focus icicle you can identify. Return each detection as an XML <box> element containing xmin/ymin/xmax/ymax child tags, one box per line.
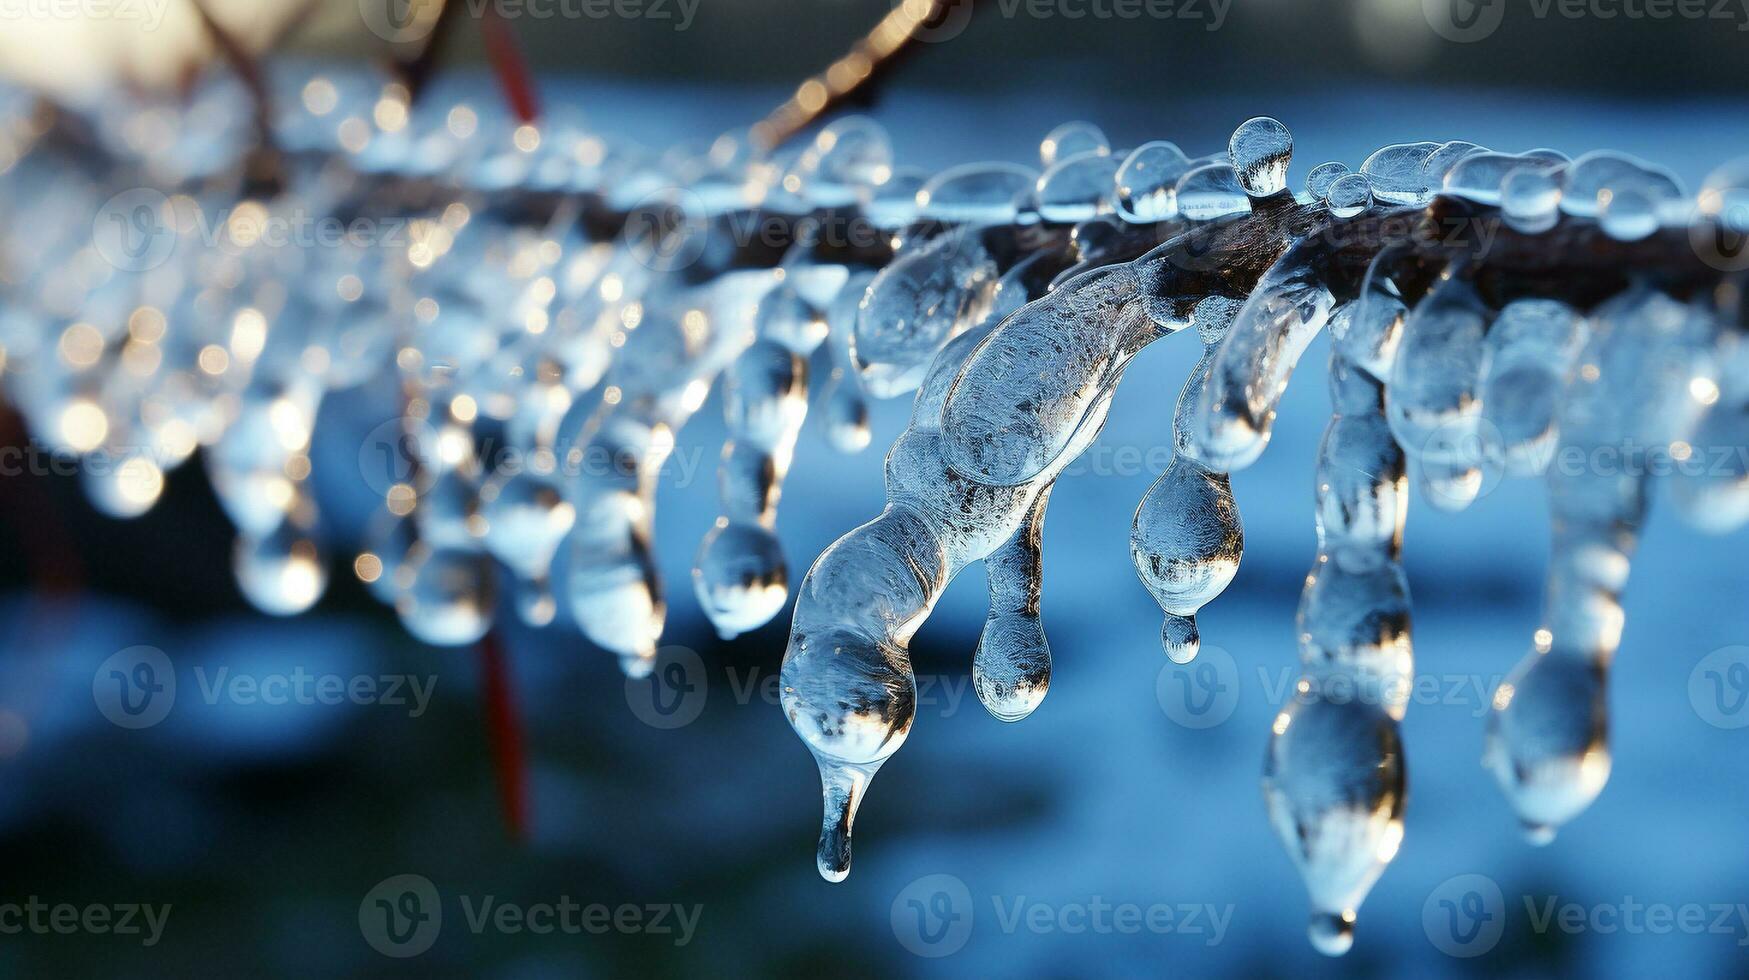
<box><xmin>1485</xmin><ymin>286</ymin><xmax>1717</xmax><ymax>843</ymax></box>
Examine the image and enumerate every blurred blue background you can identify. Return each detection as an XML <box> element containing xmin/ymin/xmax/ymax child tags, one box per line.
<box><xmin>6</xmin><ymin>2</ymin><xmax>1749</xmax><ymax>975</ymax></box>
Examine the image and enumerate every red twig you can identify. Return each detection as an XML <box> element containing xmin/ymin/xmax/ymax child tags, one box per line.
<box><xmin>478</xmin><ymin>629</ymin><xmax>529</xmax><ymax>842</ymax></box>
<box><xmin>480</xmin><ymin>10</ymin><xmax>541</xmax><ymax>124</ymax></box>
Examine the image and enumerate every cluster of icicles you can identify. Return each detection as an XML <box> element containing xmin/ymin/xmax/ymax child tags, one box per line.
<box><xmin>5</xmin><ymin>74</ymin><xmax>1749</xmax><ymax>954</ymax></box>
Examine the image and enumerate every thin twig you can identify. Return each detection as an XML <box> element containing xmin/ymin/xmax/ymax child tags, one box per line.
<box><xmin>750</xmin><ymin>0</ymin><xmax>972</xmax><ymax>151</ymax></box>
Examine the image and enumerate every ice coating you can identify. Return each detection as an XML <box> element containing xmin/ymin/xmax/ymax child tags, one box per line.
<box><xmin>1188</xmin><ymin>238</ymin><xmax>1338</xmax><ymax>472</ymax></box>
<box><xmin>1264</xmin><ymin>350</ymin><xmax>1410</xmax><ymax>957</ymax></box>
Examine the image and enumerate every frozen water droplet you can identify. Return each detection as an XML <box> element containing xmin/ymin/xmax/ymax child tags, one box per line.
<box><xmin>863</xmin><ymin>167</ymin><xmax>930</xmax><ymax>229</ymax></box>
<box><xmin>917</xmin><ymin>162</ymin><xmax>1040</xmax><ymax>225</ymax></box>
<box><xmin>783</xmin><ymin>625</ymin><xmax>915</xmax><ymax>881</ymax></box>
<box><xmin>1228</xmin><ymin>117</ymin><xmax>1292</xmax><ymax>198</ymax></box>
<box><xmin>1485</xmin><ymin>649</ymin><xmax>1611</xmax><ymax>832</ymax></box>
<box><xmin>1359</xmin><ymin>142</ymin><xmax>1441</xmax><ymax>206</ymax></box>
<box><xmin>1560</xmin><ymin>150</ymin><xmax>1682</xmax><ymax>219</ymax></box>
<box><xmin>1040</xmin><ymin>121</ymin><xmax>1109</xmax><ymax>169</ymax></box>
<box><xmin>1161</xmin><ymin>614</ymin><xmax>1200</xmax><ymax>664</ymax></box>
<box><xmin>1116</xmin><ymin>141</ymin><xmax>1191</xmax><ymax>222</ymax></box>
<box><xmin>1304</xmin><ymin>162</ymin><xmax>1350</xmax><ymax>202</ymax></box>
<box><xmin>1599</xmin><ymin>187</ymin><xmax>1659</xmax><ymax>241</ymax></box>
<box><xmin>1037</xmin><ymin>151</ymin><xmax>1119</xmax><ymax>224</ymax></box>
<box><xmin>1325</xmin><ymin>173</ymin><xmax>1372</xmax><ymax>218</ymax></box>
<box><xmin>1421</xmin><ymin>140</ymin><xmax>1487</xmax><ymax>193</ymax></box>
<box><xmin>235</xmin><ymin>513</ymin><xmax>328</xmax><ymax>616</ymax></box>
<box><xmin>480</xmin><ymin>470</ymin><xmax>575</xmax><ymax>580</ymax></box>
<box><xmin>1308</xmin><ymin>912</ymin><xmax>1355</xmax><ymax>957</ymax></box>
<box><xmin>398</xmin><ymin>545</ymin><xmax>496</xmax><ymax>646</ymax></box>
<box><xmin>1444</xmin><ymin>151</ymin><xmax>1536</xmax><ymax>205</ymax></box>
<box><xmin>1501</xmin><ymin>165</ymin><xmax>1563</xmax><ymax>233</ymax></box>
<box><xmin>1131</xmin><ymin>460</ymin><xmax>1242</xmax><ymax>622</ymax></box>
<box><xmin>694</xmin><ymin>521</ymin><xmax>788</xmax><ymax>639</ymax></box>
<box><xmin>1176</xmin><ymin>163</ymin><xmax>1252</xmax><ymax>221</ymax></box>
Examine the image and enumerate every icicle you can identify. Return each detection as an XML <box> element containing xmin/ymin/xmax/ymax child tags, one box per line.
<box><xmin>693</xmin><ymin>282</ymin><xmax>827</xmax><ymax>639</ymax></box>
<box><xmin>1264</xmin><ymin>352</ymin><xmax>1410</xmax><ymax>957</ymax></box>
<box><xmin>1485</xmin><ymin>286</ymin><xmax>1716</xmax><ymax>843</ymax></box>
<box><xmin>973</xmin><ymin>486</ymin><xmax>1053</xmax><ymax>721</ymax></box>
